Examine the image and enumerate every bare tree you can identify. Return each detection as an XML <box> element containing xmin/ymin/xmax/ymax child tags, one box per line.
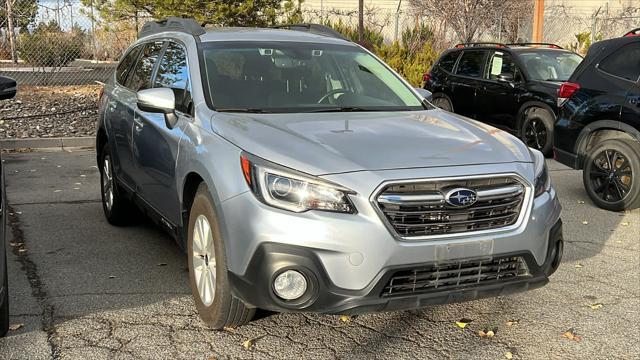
<box><xmin>409</xmin><ymin>0</ymin><xmax>532</xmax><ymax>42</ymax></box>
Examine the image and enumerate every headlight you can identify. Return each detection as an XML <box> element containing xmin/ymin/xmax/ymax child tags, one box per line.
<box><xmin>530</xmin><ymin>148</ymin><xmax>550</xmax><ymax>197</ymax></box>
<box><xmin>240</xmin><ymin>153</ymin><xmax>356</xmax><ymax>213</ymax></box>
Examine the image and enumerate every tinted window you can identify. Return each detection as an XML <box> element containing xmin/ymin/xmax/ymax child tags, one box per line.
<box><xmin>456</xmin><ymin>51</ymin><xmax>485</xmax><ymax>78</ymax></box>
<box><xmin>115</xmin><ymin>45</ymin><xmax>141</xmax><ymax>85</ymax></box>
<box><xmin>127</xmin><ymin>41</ymin><xmax>164</xmax><ymax>91</ymax></box>
<box><xmin>155</xmin><ymin>42</ymin><xmax>191</xmax><ymax>113</ymax></box>
<box><xmin>439</xmin><ymin>51</ymin><xmax>459</xmax><ymax>72</ymax></box>
<box><xmin>599</xmin><ymin>42</ymin><xmax>640</xmax><ymax>82</ymax></box>
<box><xmin>486</xmin><ymin>51</ymin><xmax>518</xmax><ymax>80</ymax></box>
<box><xmin>520</xmin><ymin>51</ymin><xmax>582</xmax><ymax>81</ymax></box>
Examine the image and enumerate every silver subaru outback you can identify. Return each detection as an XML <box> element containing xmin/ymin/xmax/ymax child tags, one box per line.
<box><xmin>97</xmin><ymin>18</ymin><xmax>563</xmax><ymax>329</ymax></box>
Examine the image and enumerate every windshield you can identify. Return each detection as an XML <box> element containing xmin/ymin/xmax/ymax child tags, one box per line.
<box><xmin>201</xmin><ymin>42</ymin><xmax>425</xmax><ymax>113</ymax></box>
<box><xmin>519</xmin><ymin>51</ymin><xmax>582</xmax><ymax>82</ymax></box>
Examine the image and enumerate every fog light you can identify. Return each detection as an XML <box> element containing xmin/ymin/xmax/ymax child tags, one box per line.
<box><xmin>273</xmin><ymin>270</ymin><xmax>307</xmax><ymax>300</ymax></box>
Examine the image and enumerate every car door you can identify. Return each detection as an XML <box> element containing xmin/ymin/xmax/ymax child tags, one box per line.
<box><xmin>623</xmin><ymin>80</ymin><xmax>640</xmax><ymax>132</ymax></box>
<box><xmin>106</xmin><ymin>45</ymin><xmax>142</xmax><ymax>188</ymax></box>
<box><xmin>450</xmin><ymin>50</ymin><xmax>487</xmax><ymax>118</ymax></box>
<box><xmin>133</xmin><ymin>41</ymin><xmax>191</xmax><ymax>224</ymax></box>
<box><xmin>603</xmin><ymin>42</ymin><xmax>640</xmax><ymax>131</ymax></box>
<box><xmin>476</xmin><ymin>50</ymin><xmax>523</xmax><ymax>129</ymax></box>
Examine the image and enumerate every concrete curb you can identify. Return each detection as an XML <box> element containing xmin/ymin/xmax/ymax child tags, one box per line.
<box><xmin>0</xmin><ymin>137</ymin><xmax>95</xmax><ymax>150</ymax></box>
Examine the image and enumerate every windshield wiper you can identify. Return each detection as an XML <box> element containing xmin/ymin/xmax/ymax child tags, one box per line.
<box><xmin>304</xmin><ymin>106</ymin><xmax>383</xmax><ymax>113</ymax></box>
<box><xmin>216</xmin><ymin>108</ymin><xmax>271</xmax><ymax>113</ymax></box>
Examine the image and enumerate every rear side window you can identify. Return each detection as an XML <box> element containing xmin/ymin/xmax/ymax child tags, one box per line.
<box><xmin>456</xmin><ymin>51</ymin><xmax>485</xmax><ymax>78</ymax></box>
<box><xmin>599</xmin><ymin>42</ymin><xmax>640</xmax><ymax>82</ymax></box>
<box><xmin>438</xmin><ymin>51</ymin><xmax>459</xmax><ymax>72</ymax></box>
<box><xmin>127</xmin><ymin>41</ymin><xmax>165</xmax><ymax>91</ymax></box>
<box><xmin>154</xmin><ymin>42</ymin><xmax>191</xmax><ymax>114</ymax></box>
<box><xmin>115</xmin><ymin>45</ymin><xmax>141</xmax><ymax>85</ymax></box>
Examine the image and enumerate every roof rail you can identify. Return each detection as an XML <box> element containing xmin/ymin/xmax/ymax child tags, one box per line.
<box><xmin>138</xmin><ymin>17</ymin><xmax>205</xmax><ymax>39</ymax></box>
<box><xmin>271</xmin><ymin>23</ymin><xmax>349</xmax><ymax>41</ymax></box>
<box><xmin>454</xmin><ymin>42</ymin><xmax>507</xmax><ymax>49</ymax></box>
<box><xmin>623</xmin><ymin>28</ymin><xmax>640</xmax><ymax>37</ymax></box>
<box><xmin>507</xmin><ymin>42</ymin><xmax>564</xmax><ymax>49</ymax></box>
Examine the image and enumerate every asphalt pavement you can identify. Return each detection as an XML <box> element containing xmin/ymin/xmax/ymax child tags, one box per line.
<box><xmin>0</xmin><ymin>150</ymin><xmax>638</xmax><ymax>360</ymax></box>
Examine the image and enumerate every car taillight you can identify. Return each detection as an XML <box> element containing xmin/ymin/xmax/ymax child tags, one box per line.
<box><xmin>558</xmin><ymin>82</ymin><xmax>580</xmax><ymax>98</ymax></box>
<box><xmin>423</xmin><ymin>72</ymin><xmax>431</xmax><ymax>83</ymax></box>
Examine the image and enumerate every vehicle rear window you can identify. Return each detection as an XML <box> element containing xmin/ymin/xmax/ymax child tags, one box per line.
<box><xmin>598</xmin><ymin>42</ymin><xmax>640</xmax><ymax>82</ymax></box>
<box><xmin>456</xmin><ymin>51</ymin><xmax>485</xmax><ymax>78</ymax></box>
<box><xmin>439</xmin><ymin>51</ymin><xmax>459</xmax><ymax>72</ymax></box>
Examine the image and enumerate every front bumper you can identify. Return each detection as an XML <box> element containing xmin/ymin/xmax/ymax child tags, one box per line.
<box><xmin>220</xmin><ymin>163</ymin><xmax>563</xmax><ymax>313</ymax></box>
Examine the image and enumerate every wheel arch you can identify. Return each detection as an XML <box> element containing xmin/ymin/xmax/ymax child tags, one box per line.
<box><xmin>574</xmin><ymin>121</ymin><xmax>640</xmax><ymax>169</ymax></box>
<box><xmin>516</xmin><ymin>101</ymin><xmax>555</xmax><ymax>137</ymax></box>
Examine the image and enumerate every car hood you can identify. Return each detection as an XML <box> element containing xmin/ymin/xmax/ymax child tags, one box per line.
<box><xmin>211</xmin><ymin>109</ymin><xmax>532</xmax><ymax>175</ymax></box>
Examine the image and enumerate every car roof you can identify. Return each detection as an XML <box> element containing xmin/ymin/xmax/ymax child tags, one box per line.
<box><xmin>198</xmin><ymin>27</ymin><xmax>355</xmax><ymax>46</ymax></box>
<box><xmin>445</xmin><ymin>46</ymin><xmax>574</xmax><ymax>54</ymax></box>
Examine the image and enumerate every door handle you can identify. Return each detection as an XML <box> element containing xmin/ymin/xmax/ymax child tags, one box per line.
<box><xmin>133</xmin><ymin>116</ymin><xmax>144</xmax><ymax>132</ymax></box>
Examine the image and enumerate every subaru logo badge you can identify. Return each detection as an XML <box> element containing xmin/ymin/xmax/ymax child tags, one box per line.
<box><xmin>445</xmin><ymin>188</ymin><xmax>478</xmax><ymax>207</ymax></box>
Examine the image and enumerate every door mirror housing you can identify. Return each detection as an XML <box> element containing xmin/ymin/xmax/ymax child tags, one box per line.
<box><xmin>414</xmin><ymin>87</ymin><xmax>433</xmax><ymax>101</ymax></box>
<box><xmin>0</xmin><ymin>76</ymin><xmax>17</xmax><ymax>100</ymax></box>
<box><xmin>137</xmin><ymin>88</ymin><xmax>179</xmax><ymax>129</ymax></box>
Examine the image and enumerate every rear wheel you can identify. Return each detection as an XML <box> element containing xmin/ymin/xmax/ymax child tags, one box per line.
<box><xmin>521</xmin><ymin>107</ymin><xmax>554</xmax><ymax>156</ymax></box>
<box><xmin>100</xmin><ymin>146</ymin><xmax>138</xmax><ymax>225</ymax></box>
<box><xmin>432</xmin><ymin>94</ymin><xmax>454</xmax><ymax>112</ymax></box>
<box><xmin>583</xmin><ymin>139</ymin><xmax>640</xmax><ymax>211</ymax></box>
<box><xmin>188</xmin><ymin>183</ymin><xmax>254</xmax><ymax>329</ymax></box>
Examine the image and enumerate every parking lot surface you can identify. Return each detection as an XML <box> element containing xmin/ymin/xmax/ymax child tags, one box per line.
<box><xmin>0</xmin><ymin>150</ymin><xmax>638</xmax><ymax>360</ymax></box>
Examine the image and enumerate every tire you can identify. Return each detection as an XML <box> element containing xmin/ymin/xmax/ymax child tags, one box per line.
<box><xmin>187</xmin><ymin>183</ymin><xmax>254</xmax><ymax>329</ymax></box>
<box><xmin>0</xmin><ymin>257</ymin><xmax>9</xmax><ymax>338</ymax></box>
<box><xmin>431</xmin><ymin>94</ymin><xmax>454</xmax><ymax>112</ymax></box>
<box><xmin>99</xmin><ymin>146</ymin><xmax>138</xmax><ymax>226</ymax></box>
<box><xmin>521</xmin><ymin>107</ymin><xmax>554</xmax><ymax>156</ymax></box>
<box><xmin>582</xmin><ymin>139</ymin><xmax>640</xmax><ymax>211</ymax></box>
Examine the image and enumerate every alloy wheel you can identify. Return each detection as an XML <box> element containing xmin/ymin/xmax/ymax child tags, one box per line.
<box><xmin>588</xmin><ymin>149</ymin><xmax>633</xmax><ymax>203</ymax></box>
<box><xmin>192</xmin><ymin>214</ymin><xmax>216</xmax><ymax>306</ymax></box>
<box><xmin>102</xmin><ymin>156</ymin><xmax>114</xmax><ymax>211</ymax></box>
<box><xmin>524</xmin><ymin>119</ymin><xmax>547</xmax><ymax>150</ymax></box>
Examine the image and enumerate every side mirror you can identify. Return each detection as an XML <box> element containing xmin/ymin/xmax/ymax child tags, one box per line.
<box><xmin>137</xmin><ymin>88</ymin><xmax>178</xmax><ymax>129</ymax></box>
<box><xmin>0</xmin><ymin>76</ymin><xmax>17</xmax><ymax>100</ymax></box>
<box><xmin>414</xmin><ymin>87</ymin><xmax>433</xmax><ymax>101</ymax></box>
<box><xmin>497</xmin><ymin>73</ymin><xmax>515</xmax><ymax>83</ymax></box>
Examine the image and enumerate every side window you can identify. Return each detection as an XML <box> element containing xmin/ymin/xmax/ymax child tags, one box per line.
<box><xmin>439</xmin><ymin>51</ymin><xmax>460</xmax><ymax>73</ymax></box>
<box><xmin>456</xmin><ymin>51</ymin><xmax>486</xmax><ymax>78</ymax></box>
<box><xmin>115</xmin><ymin>45</ymin><xmax>141</xmax><ymax>85</ymax></box>
<box><xmin>126</xmin><ymin>41</ymin><xmax>165</xmax><ymax>92</ymax></box>
<box><xmin>599</xmin><ymin>42</ymin><xmax>640</xmax><ymax>82</ymax></box>
<box><xmin>486</xmin><ymin>51</ymin><xmax>517</xmax><ymax>80</ymax></box>
<box><xmin>154</xmin><ymin>42</ymin><xmax>191</xmax><ymax>114</ymax></box>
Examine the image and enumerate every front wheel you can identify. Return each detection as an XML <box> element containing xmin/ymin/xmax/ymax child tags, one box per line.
<box><xmin>583</xmin><ymin>139</ymin><xmax>640</xmax><ymax>211</ymax></box>
<box><xmin>521</xmin><ymin>108</ymin><xmax>554</xmax><ymax>156</ymax></box>
<box><xmin>188</xmin><ymin>183</ymin><xmax>254</xmax><ymax>329</ymax></box>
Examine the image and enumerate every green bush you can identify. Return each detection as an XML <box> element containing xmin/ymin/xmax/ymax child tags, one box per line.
<box><xmin>18</xmin><ymin>21</ymin><xmax>86</xmax><ymax>68</ymax></box>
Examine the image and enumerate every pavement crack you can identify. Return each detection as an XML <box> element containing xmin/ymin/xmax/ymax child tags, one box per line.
<box><xmin>8</xmin><ymin>206</ymin><xmax>61</xmax><ymax>359</ymax></box>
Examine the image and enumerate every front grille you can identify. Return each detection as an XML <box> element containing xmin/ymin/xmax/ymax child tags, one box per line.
<box><xmin>382</xmin><ymin>256</ymin><xmax>529</xmax><ymax>297</ymax></box>
<box><xmin>376</xmin><ymin>176</ymin><xmax>526</xmax><ymax>237</ymax></box>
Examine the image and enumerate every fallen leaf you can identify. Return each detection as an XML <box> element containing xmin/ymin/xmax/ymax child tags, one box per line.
<box><xmin>456</xmin><ymin>318</ymin><xmax>472</xmax><ymax>329</ymax></box>
<box><xmin>582</xmin><ymin>220</ymin><xmax>588</xmax><ymax>225</ymax></box>
<box><xmin>562</xmin><ymin>328</ymin><xmax>582</xmax><ymax>342</ymax></box>
<box><xmin>486</xmin><ymin>330</ymin><xmax>495</xmax><ymax>337</ymax></box>
<box><xmin>575</xmin><ymin>263</ymin><xmax>583</xmax><ymax>268</ymax></box>
<box><xmin>9</xmin><ymin>323</ymin><xmax>24</xmax><ymax>331</ymax></box>
<box><xmin>506</xmin><ymin>319</ymin><xmax>519</xmax><ymax>326</ymax></box>
<box><xmin>242</xmin><ymin>335</ymin><xmax>264</xmax><ymax>350</ymax></box>
<box><xmin>9</xmin><ymin>241</ymin><xmax>19</xmax><ymax>247</ymax></box>
<box><xmin>478</xmin><ymin>330</ymin><xmax>486</xmax><ymax>337</ymax></box>
<box><xmin>339</xmin><ymin>315</ymin><xmax>352</xmax><ymax>323</ymax></box>
<box><xmin>53</xmin><ymin>190</ymin><xmax>62</xmax><ymax>193</ymax></box>
<box><xmin>505</xmin><ymin>352</ymin><xmax>513</xmax><ymax>359</ymax></box>
<box><xmin>577</xmin><ymin>200</ymin><xmax>585</xmax><ymax>204</ymax></box>
<box><xmin>615</xmin><ymin>240</ymin><xmax>623</xmax><ymax>244</ymax></box>
<box><xmin>108</xmin><ymin>275</ymin><xmax>116</xmax><ymax>279</ymax></box>
<box><xmin>621</xmin><ymin>222</ymin><xmax>630</xmax><ymax>226</ymax></box>
<box><xmin>157</xmin><ymin>263</ymin><xmax>168</xmax><ymax>267</ymax></box>
<box><xmin>18</xmin><ymin>248</ymin><xmax>27</xmax><ymax>253</ymax></box>
<box><xmin>589</xmin><ymin>303</ymin><xmax>603</xmax><ymax>310</ymax></box>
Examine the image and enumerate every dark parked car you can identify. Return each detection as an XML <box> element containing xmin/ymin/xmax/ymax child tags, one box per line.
<box><xmin>424</xmin><ymin>42</ymin><xmax>582</xmax><ymax>155</ymax></box>
<box><xmin>554</xmin><ymin>29</ymin><xmax>640</xmax><ymax>211</ymax></box>
<box><xmin>0</xmin><ymin>75</ymin><xmax>16</xmax><ymax>337</ymax></box>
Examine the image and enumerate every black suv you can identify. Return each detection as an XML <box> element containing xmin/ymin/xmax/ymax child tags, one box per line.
<box><xmin>553</xmin><ymin>29</ymin><xmax>640</xmax><ymax>211</ymax></box>
<box><xmin>424</xmin><ymin>43</ymin><xmax>582</xmax><ymax>155</ymax></box>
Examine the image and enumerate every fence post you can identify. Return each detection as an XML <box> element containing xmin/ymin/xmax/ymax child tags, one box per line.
<box><xmin>394</xmin><ymin>0</ymin><xmax>403</xmax><ymax>42</ymax></box>
<box><xmin>90</xmin><ymin>0</ymin><xmax>97</xmax><ymax>63</ymax></box>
